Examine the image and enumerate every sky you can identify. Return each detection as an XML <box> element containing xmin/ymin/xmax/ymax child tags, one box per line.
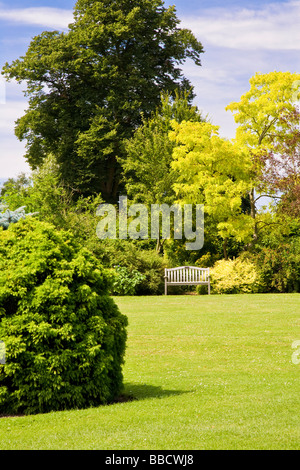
<box><xmin>0</xmin><ymin>0</ymin><xmax>299</xmax><ymax>180</ymax></box>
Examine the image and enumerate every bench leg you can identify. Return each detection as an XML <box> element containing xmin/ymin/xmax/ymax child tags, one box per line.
<box><xmin>165</xmin><ymin>280</ymin><xmax>167</xmax><ymax>295</ymax></box>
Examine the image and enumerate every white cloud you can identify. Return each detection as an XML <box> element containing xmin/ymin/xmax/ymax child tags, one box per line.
<box><xmin>0</xmin><ymin>6</ymin><xmax>73</xmax><ymax>30</ymax></box>
<box><xmin>0</xmin><ymin>99</ymin><xmax>30</xmax><ymax>178</ymax></box>
<box><xmin>1</xmin><ymin>0</ymin><xmax>300</xmax><ymax>179</ymax></box>
<box><xmin>181</xmin><ymin>0</ymin><xmax>300</xmax><ymax>50</ymax></box>
<box><xmin>179</xmin><ymin>1</ymin><xmax>300</xmax><ymax>137</ymax></box>
<box><xmin>0</xmin><ymin>98</ymin><xmax>27</xmax><ymax>131</ymax></box>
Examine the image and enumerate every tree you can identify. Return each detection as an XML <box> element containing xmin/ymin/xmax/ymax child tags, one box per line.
<box><xmin>257</xmin><ymin>107</ymin><xmax>300</xmax><ymax>218</ymax></box>
<box><xmin>225</xmin><ymin>71</ymin><xmax>300</xmax><ymax>242</ymax></box>
<box><xmin>0</xmin><ymin>156</ymin><xmax>103</xmax><ymax>253</ymax></box>
<box><xmin>2</xmin><ymin>0</ymin><xmax>204</xmax><ymax>202</ymax></box>
<box><xmin>121</xmin><ymin>91</ymin><xmax>203</xmax><ymax>205</ymax></box>
<box><xmin>0</xmin><ymin>173</ymin><xmax>31</xmax><ymax>200</ymax></box>
<box><xmin>169</xmin><ymin>120</ymin><xmax>253</xmax><ymax>259</ymax></box>
<box><xmin>120</xmin><ymin>91</ymin><xmax>203</xmax><ymax>252</ymax></box>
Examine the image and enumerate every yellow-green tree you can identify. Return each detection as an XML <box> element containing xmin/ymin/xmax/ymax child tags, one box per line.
<box><xmin>226</xmin><ymin>71</ymin><xmax>300</xmax><ymax>148</ymax></box>
<box><xmin>170</xmin><ymin>121</ymin><xmax>253</xmax><ymax>258</ymax></box>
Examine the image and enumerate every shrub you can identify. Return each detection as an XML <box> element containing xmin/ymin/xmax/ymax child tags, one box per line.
<box><xmin>97</xmin><ymin>239</ymin><xmax>167</xmax><ymax>295</ymax></box>
<box><xmin>0</xmin><ymin>218</ymin><xmax>128</xmax><ymax>415</ymax></box>
<box><xmin>111</xmin><ymin>266</ymin><xmax>146</xmax><ymax>295</ymax></box>
<box><xmin>209</xmin><ymin>257</ymin><xmax>263</xmax><ymax>294</ymax></box>
<box><xmin>253</xmin><ymin>239</ymin><xmax>300</xmax><ymax>293</ymax></box>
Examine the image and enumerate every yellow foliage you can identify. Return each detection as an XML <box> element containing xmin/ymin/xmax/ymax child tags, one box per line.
<box><xmin>210</xmin><ymin>257</ymin><xmax>262</xmax><ymax>294</ymax></box>
<box><xmin>226</xmin><ymin>71</ymin><xmax>300</xmax><ymax>149</ymax></box>
<box><xmin>169</xmin><ymin>120</ymin><xmax>253</xmax><ymax>241</ymax></box>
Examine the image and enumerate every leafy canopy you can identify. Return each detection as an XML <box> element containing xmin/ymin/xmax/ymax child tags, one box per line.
<box><xmin>2</xmin><ymin>0</ymin><xmax>204</xmax><ymax>201</ymax></box>
<box><xmin>226</xmin><ymin>71</ymin><xmax>300</xmax><ymax>149</ymax></box>
<box><xmin>121</xmin><ymin>91</ymin><xmax>204</xmax><ymax>206</ymax></box>
<box><xmin>170</xmin><ymin>120</ymin><xmax>253</xmax><ymax>243</ymax></box>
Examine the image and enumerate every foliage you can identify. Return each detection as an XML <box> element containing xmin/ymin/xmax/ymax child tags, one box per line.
<box><xmin>96</xmin><ymin>239</ymin><xmax>167</xmax><ymax>295</ymax></box>
<box><xmin>2</xmin><ymin>0</ymin><xmax>204</xmax><ymax>201</ymax></box>
<box><xmin>122</xmin><ymin>91</ymin><xmax>203</xmax><ymax>206</ymax></box>
<box><xmin>0</xmin><ymin>205</ymin><xmax>38</xmax><ymax>229</ymax></box>
<box><xmin>226</xmin><ymin>71</ymin><xmax>300</xmax><ymax>149</ymax></box>
<box><xmin>209</xmin><ymin>256</ymin><xmax>263</xmax><ymax>294</ymax></box>
<box><xmin>225</xmin><ymin>71</ymin><xmax>300</xmax><ymax>243</ymax></box>
<box><xmin>0</xmin><ymin>163</ymin><xmax>166</xmax><ymax>295</ymax></box>
<box><xmin>252</xmin><ymin>239</ymin><xmax>300</xmax><ymax>293</ymax></box>
<box><xmin>170</xmin><ymin>120</ymin><xmax>254</xmax><ymax>253</ymax></box>
<box><xmin>111</xmin><ymin>266</ymin><xmax>146</xmax><ymax>296</ymax></box>
<box><xmin>0</xmin><ymin>218</ymin><xmax>128</xmax><ymax>415</ymax></box>
<box><xmin>133</xmin><ymin>248</ymin><xmax>167</xmax><ymax>295</ymax></box>
<box><xmin>244</xmin><ymin>213</ymin><xmax>300</xmax><ymax>293</ymax></box>
<box><xmin>0</xmin><ymin>173</ymin><xmax>31</xmax><ymax>203</ymax></box>
<box><xmin>257</xmin><ymin>107</ymin><xmax>300</xmax><ymax>218</ymax></box>
<box><xmin>0</xmin><ymin>157</ymin><xmax>103</xmax><ymax>252</ymax></box>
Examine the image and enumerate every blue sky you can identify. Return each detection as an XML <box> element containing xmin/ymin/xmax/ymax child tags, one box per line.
<box><xmin>0</xmin><ymin>0</ymin><xmax>300</xmax><ymax>179</ymax></box>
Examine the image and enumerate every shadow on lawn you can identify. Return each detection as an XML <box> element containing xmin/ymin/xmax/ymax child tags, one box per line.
<box><xmin>0</xmin><ymin>385</ymin><xmax>190</xmax><ymax>416</ymax></box>
<box><xmin>117</xmin><ymin>383</ymin><xmax>191</xmax><ymax>403</ymax></box>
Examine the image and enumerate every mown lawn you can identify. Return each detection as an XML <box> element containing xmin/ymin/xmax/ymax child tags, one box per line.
<box><xmin>0</xmin><ymin>293</ymin><xmax>299</xmax><ymax>450</ymax></box>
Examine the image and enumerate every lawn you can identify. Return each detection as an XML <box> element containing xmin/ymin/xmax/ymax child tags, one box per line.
<box><xmin>0</xmin><ymin>293</ymin><xmax>299</xmax><ymax>450</ymax></box>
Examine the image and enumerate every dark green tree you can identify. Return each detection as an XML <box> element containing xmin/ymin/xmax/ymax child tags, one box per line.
<box><xmin>2</xmin><ymin>0</ymin><xmax>204</xmax><ymax>202</ymax></box>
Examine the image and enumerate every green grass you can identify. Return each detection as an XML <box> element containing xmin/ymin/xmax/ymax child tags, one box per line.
<box><xmin>0</xmin><ymin>293</ymin><xmax>299</xmax><ymax>450</ymax></box>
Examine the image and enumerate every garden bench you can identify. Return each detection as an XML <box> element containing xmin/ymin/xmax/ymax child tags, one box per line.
<box><xmin>164</xmin><ymin>266</ymin><xmax>210</xmax><ymax>295</ymax></box>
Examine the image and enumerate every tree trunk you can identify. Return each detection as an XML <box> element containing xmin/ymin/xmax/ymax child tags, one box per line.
<box><xmin>99</xmin><ymin>156</ymin><xmax>120</xmax><ymax>203</ymax></box>
<box><xmin>223</xmin><ymin>238</ymin><xmax>228</xmax><ymax>260</ymax></box>
<box><xmin>249</xmin><ymin>188</ymin><xmax>258</xmax><ymax>245</ymax></box>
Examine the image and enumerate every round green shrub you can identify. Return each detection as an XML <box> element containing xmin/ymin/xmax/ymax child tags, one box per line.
<box><xmin>0</xmin><ymin>218</ymin><xmax>128</xmax><ymax>415</ymax></box>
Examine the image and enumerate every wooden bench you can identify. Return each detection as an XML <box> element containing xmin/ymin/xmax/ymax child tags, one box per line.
<box><xmin>164</xmin><ymin>266</ymin><xmax>210</xmax><ymax>295</ymax></box>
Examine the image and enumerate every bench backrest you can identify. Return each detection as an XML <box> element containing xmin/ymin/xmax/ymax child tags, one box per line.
<box><xmin>165</xmin><ymin>266</ymin><xmax>209</xmax><ymax>284</ymax></box>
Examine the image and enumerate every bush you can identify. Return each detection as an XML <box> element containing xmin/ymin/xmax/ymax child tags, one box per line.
<box><xmin>96</xmin><ymin>239</ymin><xmax>167</xmax><ymax>295</ymax></box>
<box><xmin>209</xmin><ymin>257</ymin><xmax>263</xmax><ymax>294</ymax></box>
<box><xmin>111</xmin><ymin>266</ymin><xmax>146</xmax><ymax>295</ymax></box>
<box><xmin>0</xmin><ymin>219</ymin><xmax>128</xmax><ymax>415</ymax></box>
<box><xmin>253</xmin><ymin>239</ymin><xmax>300</xmax><ymax>293</ymax></box>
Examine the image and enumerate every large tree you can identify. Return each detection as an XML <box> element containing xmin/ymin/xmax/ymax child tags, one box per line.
<box><xmin>169</xmin><ymin>120</ymin><xmax>253</xmax><ymax>258</ymax></box>
<box><xmin>226</xmin><ymin>71</ymin><xmax>300</xmax><ymax>241</ymax></box>
<box><xmin>2</xmin><ymin>0</ymin><xmax>204</xmax><ymax>202</ymax></box>
<box><xmin>257</xmin><ymin>107</ymin><xmax>300</xmax><ymax>218</ymax></box>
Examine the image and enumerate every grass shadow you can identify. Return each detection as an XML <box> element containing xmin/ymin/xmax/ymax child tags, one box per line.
<box><xmin>0</xmin><ymin>385</ymin><xmax>191</xmax><ymax>416</ymax></box>
<box><xmin>117</xmin><ymin>382</ymin><xmax>191</xmax><ymax>402</ymax></box>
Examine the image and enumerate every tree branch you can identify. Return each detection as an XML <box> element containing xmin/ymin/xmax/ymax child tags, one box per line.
<box><xmin>254</xmin><ymin>194</ymin><xmax>282</xmax><ymax>203</ymax></box>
